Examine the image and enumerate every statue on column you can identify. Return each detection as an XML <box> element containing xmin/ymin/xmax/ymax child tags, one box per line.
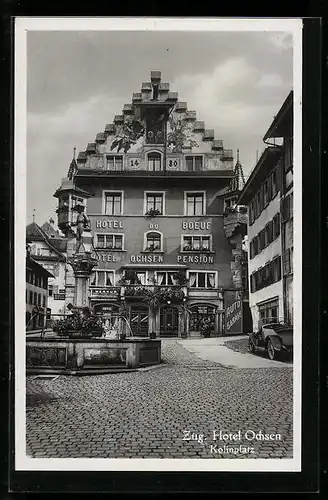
<box><xmin>70</xmin><ymin>204</ymin><xmax>93</xmax><ymax>254</ymax></box>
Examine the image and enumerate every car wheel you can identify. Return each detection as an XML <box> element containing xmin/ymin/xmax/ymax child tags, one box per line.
<box><xmin>267</xmin><ymin>339</ymin><xmax>278</xmax><ymax>360</ymax></box>
<box><xmin>248</xmin><ymin>338</ymin><xmax>256</xmax><ymax>354</ymax></box>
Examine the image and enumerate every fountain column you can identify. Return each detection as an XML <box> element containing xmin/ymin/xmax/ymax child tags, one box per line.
<box><xmin>68</xmin><ymin>228</ymin><xmax>98</xmax><ymax>308</ymax></box>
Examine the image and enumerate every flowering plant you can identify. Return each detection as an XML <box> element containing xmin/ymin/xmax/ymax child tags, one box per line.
<box><xmin>53</xmin><ymin>307</ymin><xmax>103</xmax><ymax>337</ymax></box>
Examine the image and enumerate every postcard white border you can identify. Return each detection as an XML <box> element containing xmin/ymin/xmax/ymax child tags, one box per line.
<box><xmin>15</xmin><ymin>17</ymin><xmax>303</xmax><ymax>473</ymax></box>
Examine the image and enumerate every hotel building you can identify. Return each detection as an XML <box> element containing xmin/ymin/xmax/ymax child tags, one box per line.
<box><xmin>54</xmin><ymin>71</ymin><xmax>245</xmax><ymax>337</ymax></box>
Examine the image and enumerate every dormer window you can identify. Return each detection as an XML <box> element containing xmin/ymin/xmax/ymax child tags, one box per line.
<box><xmin>147</xmin><ymin>152</ymin><xmax>162</xmax><ymax>171</ymax></box>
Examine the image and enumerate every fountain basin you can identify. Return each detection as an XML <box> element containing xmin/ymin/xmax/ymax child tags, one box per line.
<box><xmin>26</xmin><ymin>337</ymin><xmax>161</xmax><ymax>375</ymax></box>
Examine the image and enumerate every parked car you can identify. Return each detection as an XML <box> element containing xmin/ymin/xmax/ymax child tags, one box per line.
<box><xmin>248</xmin><ymin>319</ymin><xmax>293</xmax><ymax>361</ymax></box>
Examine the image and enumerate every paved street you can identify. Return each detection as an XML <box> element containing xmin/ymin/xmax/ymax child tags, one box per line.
<box><xmin>26</xmin><ymin>340</ymin><xmax>293</xmax><ymax>459</ymax></box>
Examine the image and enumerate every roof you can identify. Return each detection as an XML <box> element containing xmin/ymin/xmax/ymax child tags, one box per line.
<box><xmin>263</xmin><ymin>91</ymin><xmax>293</xmax><ymax>141</ymax></box>
<box><xmin>41</xmin><ymin>221</ymin><xmax>64</xmax><ymax>239</ymax></box>
<box><xmin>53</xmin><ymin>182</ymin><xmax>92</xmax><ymax>198</ymax></box>
<box><xmin>26</xmin><ymin>255</ymin><xmax>55</xmax><ymax>278</ymax></box>
<box><xmin>26</xmin><ymin>222</ymin><xmax>66</xmax><ymax>261</ymax></box>
<box><xmin>237</xmin><ymin>147</ymin><xmax>282</xmax><ymax>206</ymax></box>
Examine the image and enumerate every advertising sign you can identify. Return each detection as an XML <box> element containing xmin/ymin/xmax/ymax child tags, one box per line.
<box><xmin>224</xmin><ymin>291</ymin><xmax>243</xmax><ymax>334</ymax></box>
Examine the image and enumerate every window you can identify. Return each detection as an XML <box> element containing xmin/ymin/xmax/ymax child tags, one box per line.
<box><xmin>188</xmin><ymin>271</ymin><xmax>216</xmax><ymax>289</ymax></box>
<box><xmin>104</xmin><ymin>192</ymin><xmax>123</xmax><ymax>215</ymax></box>
<box><xmin>185</xmin><ymin>192</ymin><xmax>205</xmax><ymax>216</ymax></box>
<box><xmin>48</xmin><ymin>284</ymin><xmax>53</xmax><ymax>297</ymax></box>
<box><xmin>285</xmin><ymin>169</ymin><xmax>293</xmax><ymax>189</ymax></box>
<box><xmin>29</xmin><ymin>291</ymin><xmax>33</xmax><ymax>304</ymax></box>
<box><xmin>185</xmin><ymin>156</ymin><xmax>203</xmax><ymax>171</ymax></box>
<box><xmin>145</xmin><ymin>192</ymin><xmax>164</xmax><ymax>215</ymax></box>
<box><xmin>156</xmin><ymin>272</ymin><xmax>180</xmax><ymax>286</ymax></box>
<box><xmin>70</xmin><ymin>195</ymin><xmax>85</xmax><ymax>224</ymax></box>
<box><xmin>249</xmin><ymin>201</ymin><xmax>254</xmax><ymax>225</ymax></box>
<box><xmin>273</xmin><ymin>213</ymin><xmax>281</xmax><ymax>238</ymax></box>
<box><xmin>272</xmin><ymin>256</ymin><xmax>282</xmax><ymax>282</ymax></box>
<box><xmin>95</xmin><ymin>233</ymin><xmax>123</xmax><ymax>250</ymax></box>
<box><xmin>147</xmin><ymin>152</ymin><xmax>162</xmax><ymax>171</ymax></box>
<box><xmin>284</xmin><ymin>137</ymin><xmax>293</xmax><ymax>169</ymax></box>
<box><xmin>224</xmin><ymin>197</ymin><xmax>237</xmax><ymax>212</ymax></box>
<box><xmin>182</xmin><ymin>235</ymin><xmax>211</xmax><ymax>252</ymax></box>
<box><xmin>258</xmin><ymin>298</ymin><xmax>279</xmax><ymax>325</ymax></box>
<box><xmin>272</xmin><ymin>169</ymin><xmax>278</xmax><ymax>197</ymax></box>
<box><xmin>283</xmin><ymin>249</ymin><xmax>292</xmax><ymax>276</ymax></box>
<box><xmin>43</xmin><ymin>296</ymin><xmax>46</xmax><ymax>308</ymax></box>
<box><xmin>263</xmin><ymin>179</ymin><xmax>269</xmax><ymax>206</ymax></box>
<box><xmin>250</xmin><ymin>257</ymin><xmax>281</xmax><ymax>292</ymax></box>
<box><xmin>106</xmin><ymin>155</ymin><xmax>123</xmax><ymax>171</ymax></box>
<box><xmin>33</xmin><ymin>292</ymin><xmax>37</xmax><ymax>305</ymax></box>
<box><xmin>90</xmin><ymin>270</ymin><xmax>115</xmax><ymax>287</ymax></box>
<box><xmin>145</xmin><ymin>231</ymin><xmax>162</xmax><ymax>251</ymax></box>
<box><xmin>265</xmin><ymin>221</ymin><xmax>274</xmax><ymax>247</ymax></box>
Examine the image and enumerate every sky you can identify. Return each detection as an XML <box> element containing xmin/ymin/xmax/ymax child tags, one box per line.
<box><xmin>26</xmin><ymin>29</ymin><xmax>293</xmax><ymax>225</ymax></box>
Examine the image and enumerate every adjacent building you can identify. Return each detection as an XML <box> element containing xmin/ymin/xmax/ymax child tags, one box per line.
<box><xmin>238</xmin><ymin>90</ymin><xmax>293</xmax><ymax>330</ymax></box>
<box><xmin>26</xmin><ymin>220</ymin><xmax>68</xmax><ymax>316</ymax></box>
<box><xmin>26</xmin><ymin>243</ymin><xmax>54</xmax><ymax>330</ymax></box>
<box><xmin>263</xmin><ymin>91</ymin><xmax>293</xmax><ymax>325</ymax></box>
<box><xmin>54</xmin><ymin>70</ymin><xmax>246</xmax><ymax>337</ymax></box>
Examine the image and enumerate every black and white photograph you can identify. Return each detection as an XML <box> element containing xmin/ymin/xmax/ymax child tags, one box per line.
<box><xmin>14</xmin><ymin>17</ymin><xmax>302</xmax><ymax>473</ymax></box>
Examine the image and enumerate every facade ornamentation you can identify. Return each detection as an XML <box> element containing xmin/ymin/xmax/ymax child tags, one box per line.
<box><xmin>68</xmin><ymin>253</ymin><xmax>98</xmax><ymax>276</ymax></box>
<box><xmin>110</xmin><ymin>117</ymin><xmax>145</xmax><ymax>153</ymax></box>
<box><xmin>167</xmin><ymin>115</ymin><xmax>198</xmax><ymax>153</ymax></box>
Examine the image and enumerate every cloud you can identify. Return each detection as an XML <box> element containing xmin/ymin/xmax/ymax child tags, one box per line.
<box><xmin>269</xmin><ymin>32</ymin><xmax>293</xmax><ymax>51</ymax></box>
<box><xmin>172</xmin><ymin>57</ymin><xmax>292</xmax><ymax>175</ymax></box>
<box><xmin>27</xmin><ymin>94</ymin><xmax>123</xmax><ymax>224</ymax></box>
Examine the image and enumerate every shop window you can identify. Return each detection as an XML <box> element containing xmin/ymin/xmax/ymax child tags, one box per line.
<box><xmin>258</xmin><ymin>298</ymin><xmax>279</xmax><ymax>325</ymax></box>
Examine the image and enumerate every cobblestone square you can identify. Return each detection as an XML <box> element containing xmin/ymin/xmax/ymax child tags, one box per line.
<box><xmin>26</xmin><ymin>340</ymin><xmax>293</xmax><ymax>459</ymax></box>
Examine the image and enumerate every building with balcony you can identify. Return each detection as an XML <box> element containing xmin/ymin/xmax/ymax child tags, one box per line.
<box><xmin>263</xmin><ymin>91</ymin><xmax>293</xmax><ymax>325</ymax></box>
<box><xmin>26</xmin><ymin>220</ymin><xmax>69</xmax><ymax>316</ymax></box>
<box><xmin>54</xmin><ymin>71</ymin><xmax>244</xmax><ymax>338</ymax></box>
<box><xmin>26</xmin><ymin>243</ymin><xmax>54</xmax><ymax>330</ymax></box>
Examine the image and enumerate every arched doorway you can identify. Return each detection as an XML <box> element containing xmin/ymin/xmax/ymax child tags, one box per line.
<box><xmin>160</xmin><ymin>306</ymin><xmax>179</xmax><ymax>337</ymax></box>
<box><xmin>189</xmin><ymin>304</ymin><xmax>216</xmax><ymax>336</ymax></box>
<box><xmin>130</xmin><ymin>305</ymin><xmax>149</xmax><ymax>337</ymax></box>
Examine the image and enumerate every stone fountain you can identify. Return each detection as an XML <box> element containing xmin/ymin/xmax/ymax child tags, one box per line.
<box><xmin>26</xmin><ymin>206</ymin><xmax>161</xmax><ymax>374</ymax></box>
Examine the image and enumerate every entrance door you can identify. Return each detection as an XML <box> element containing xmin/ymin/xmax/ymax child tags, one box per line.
<box><xmin>189</xmin><ymin>305</ymin><xmax>216</xmax><ymax>336</ymax></box>
<box><xmin>130</xmin><ymin>306</ymin><xmax>149</xmax><ymax>337</ymax></box>
<box><xmin>160</xmin><ymin>307</ymin><xmax>179</xmax><ymax>337</ymax></box>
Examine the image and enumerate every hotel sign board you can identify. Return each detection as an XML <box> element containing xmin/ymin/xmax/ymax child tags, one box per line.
<box><xmin>224</xmin><ymin>291</ymin><xmax>243</xmax><ymax>334</ymax></box>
